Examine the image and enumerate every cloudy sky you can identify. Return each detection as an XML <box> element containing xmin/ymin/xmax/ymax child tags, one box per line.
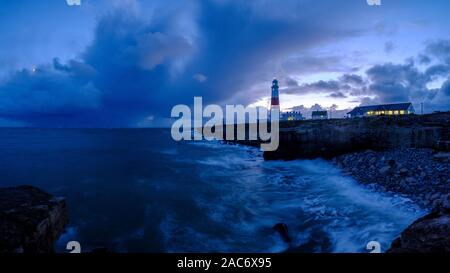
<box><xmin>0</xmin><ymin>0</ymin><xmax>449</xmax><ymax>127</ymax></box>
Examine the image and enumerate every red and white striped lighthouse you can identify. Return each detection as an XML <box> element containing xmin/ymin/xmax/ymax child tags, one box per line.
<box><xmin>270</xmin><ymin>79</ymin><xmax>280</xmax><ymax>111</ymax></box>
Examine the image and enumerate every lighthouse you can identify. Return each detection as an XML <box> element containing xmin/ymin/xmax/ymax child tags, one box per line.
<box><xmin>271</xmin><ymin>79</ymin><xmax>280</xmax><ymax>111</ymax></box>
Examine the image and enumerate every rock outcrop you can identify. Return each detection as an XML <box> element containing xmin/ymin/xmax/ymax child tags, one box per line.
<box><xmin>273</xmin><ymin>223</ymin><xmax>292</xmax><ymax>243</ymax></box>
<box><xmin>263</xmin><ymin>111</ymin><xmax>450</xmax><ymax>160</ymax></box>
<box><xmin>388</xmin><ymin>194</ymin><xmax>450</xmax><ymax>253</ymax></box>
<box><xmin>0</xmin><ymin>185</ymin><xmax>68</xmax><ymax>253</ymax></box>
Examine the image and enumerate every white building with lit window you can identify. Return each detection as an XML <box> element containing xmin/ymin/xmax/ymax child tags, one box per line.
<box><xmin>347</xmin><ymin>103</ymin><xmax>415</xmax><ymax>118</ymax></box>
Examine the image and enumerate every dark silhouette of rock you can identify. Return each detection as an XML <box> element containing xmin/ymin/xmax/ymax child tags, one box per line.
<box><xmin>0</xmin><ymin>185</ymin><xmax>68</xmax><ymax>253</ymax></box>
<box><xmin>388</xmin><ymin>194</ymin><xmax>450</xmax><ymax>253</ymax></box>
<box><xmin>388</xmin><ymin>159</ymin><xmax>396</xmax><ymax>167</ymax></box>
<box><xmin>273</xmin><ymin>223</ymin><xmax>292</xmax><ymax>243</ymax></box>
<box><xmin>285</xmin><ymin>229</ymin><xmax>332</xmax><ymax>253</ymax></box>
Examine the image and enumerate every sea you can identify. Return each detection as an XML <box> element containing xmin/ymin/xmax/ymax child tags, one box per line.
<box><xmin>0</xmin><ymin>128</ymin><xmax>425</xmax><ymax>253</ymax></box>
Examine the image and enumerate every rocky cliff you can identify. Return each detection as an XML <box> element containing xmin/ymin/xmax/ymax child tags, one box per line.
<box><xmin>263</xmin><ymin>112</ymin><xmax>450</xmax><ymax>160</ymax></box>
<box><xmin>388</xmin><ymin>194</ymin><xmax>450</xmax><ymax>253</ymax></box>
<box><xmin>0</xmin><ymin>185</ymin><xmax>68</xmax><ymax>253</ymax></box>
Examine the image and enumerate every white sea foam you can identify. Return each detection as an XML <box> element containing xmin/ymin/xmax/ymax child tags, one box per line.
<box><xmin>171</xmin><ymin>147</ymin><xmax>426</xmax><ymax>253</ymax></box>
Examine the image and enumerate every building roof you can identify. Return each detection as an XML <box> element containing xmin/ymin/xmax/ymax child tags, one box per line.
<box><xmin>312</xmin><ymin>110</ymin><xmax>327</xmax><ymax>116</ymax></box>
<box><xmin>347</xmin><ymin>103</ymin><xmax>413</xmax><ymax>115</ymax></box>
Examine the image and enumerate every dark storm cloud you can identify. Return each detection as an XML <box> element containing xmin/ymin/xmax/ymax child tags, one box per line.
<box><xmin>425</xmin><ymin>39</ymin><xmax>450</xmax><ymax>63</ymax></box>
<box><xmin>189</xmin><ymin>0</ymin><xmax>363</xmax><ymax>106</ymax></box>
<box><xmin>384</xmin><ymin>41</ymin><xmax>394</xmax><ymax>53</ymax></box>
<box><xmin>0</xmin><ymin>0</ymin><xmax>365</xmax><ymax>127</ymax></box>
<box><xmin>366</xmin><ymin>40</ymin><xmax>449</xmax><ymax>111</ymax></box>
<box><xmin>441</xmin><ymin>79</ymin><xmax>450</xmax><ymax>96</ymax></box>
<box><xmin>284</xmin><ymin>74</ymin><xmax>364</xmax><ymax>97</ymax></box>
<box><xmin>365</xmin><ymin>62</ymin><xmax>431</xmax><ymax>103</ymax></box>
<box><xmin>283</xmin><ymin>54</ymin><xmax>450</xmax><ymax>113</ymax></box>
<box><xmin>2</xmin><ymin>1</ymin><xmax>449</xmax><ymax>126</ymax></box>
<box><xmin>340</xmin><ymin>74</ymin><xmax>364</xmax><ymax>86</ymax></box>
<box><xmin>281</xmin><ymin>55</ymin><xmax>351</xmax><ymax>75</ymax></box>
<box><xmin>0</xmin><ymin>62</ymin><xmax>100</xmax><ymax>125</ymax></box>
<box><xmin>360</xmin><ymin>56</ymin><xmax>450</xmax><ymax>111</ymax></box>
<box><xmin>285</xmin><ymin>77</ymin><xmax>299</xmax><ymax>87</ymax></box>
<box><xmin>328</xmin><ymin>92</ymin><xmax>347</xmax><ymax>99</ymax></box>
<box><xmin>0</xmin><ymin>10</ymin><xmax>194</xmax><ymax>127</ymax></box>
<box><xmin>80</xmin><ymin>11</ymin><xmax>194</xmax><ymax>126</ymax></box>
<box><xmin>425</xmin><ymin>64</ymin><xmax>450</xmax><ymax>78</ymax></box>
<box><xmin>418</xmin><ymin>54</ymin><xmax>431</xmax><ymax>65</ymax></box>
<box><xmin>263</xmin><ymin>36</ymin><xmax>450</xmax><ymax>112</ymax></box>
<box><xmin>294</xmin><ymin>80</ymin><xmax>341</xmax><ymax>94</ymax></box>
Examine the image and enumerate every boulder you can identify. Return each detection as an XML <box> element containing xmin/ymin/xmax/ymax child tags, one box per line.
<box><xmin>388</xmin><ymin>194</ymin><xmax>450</xmax><ymax>253</ymax></box>
<box><xmin>0</xmin><ymin>185</ymin><xmax>68</xmax><ymax>253</ymax></box>
<box><xmin>405</xmin><ymin>177</ymin><xmax>417</xmax><ymax>184</ymax></box>
<box><xmin>273</xmin><ymin>223</ymin><xmax>292</xmax><ymax>243</ymax></box>
<box><xmin>379</xmin><ymin>166</ymin><xmax>391</xmax><ymax>175</ymax></box>
<box><xmin>432</xmin><ymin>152</ymin><xmax>450</xmax><ymax>162</ymax></box>
<box><xmin>399</xmin><ymin>168</ymin><xmax>409</xmax><ymax>175</ymax></box>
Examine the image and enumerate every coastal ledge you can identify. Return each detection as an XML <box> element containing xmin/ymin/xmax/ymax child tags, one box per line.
<box><xmin>263</xmin><ymin>111</ymin><xmax>450</xmax><ymax>160</ymax></box>
<box><xmin>388</xmin><ymin>195</ymin><xmax>450</xmax><ymax>253</ymax></box>
<box><xmin>0</xmin><ymin>185</ymin><xmax>68</xmax><ymax>253</ymax></box>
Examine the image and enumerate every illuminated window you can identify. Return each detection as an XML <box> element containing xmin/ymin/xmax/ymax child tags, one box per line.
<box><xmin>394</xmin><ymin>110</ymin><xmax>399</xmax><ymax>115</ymax></box>
<box><xmin>399</xmin><ymin>110</ymin><xmax>405</xmax><ymax>115</ymax></box>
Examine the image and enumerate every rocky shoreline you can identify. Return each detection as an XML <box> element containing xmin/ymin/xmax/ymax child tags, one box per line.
<box><xmin>220</xmin><ymin>113</ymin><xmax>450</xmax><ymax>252</ymax></box>
<box><xmin>0</xmin><ymin>185</ymin><xmax>68</xmax><ymax>253</ymax></box>
<box><xmin>332</xmin><ymin>148</ymin><xmax>449</xmax><ymax>252</ymax></box>
<box><xmin>388</xmin><ymin>197</ymin><xmax>449</xmax><ymax>253</ymax></box>
<box><xmin>332</xmin><ymin>148</ymin><xmax>449</xmax><ymax>209</ymax></box>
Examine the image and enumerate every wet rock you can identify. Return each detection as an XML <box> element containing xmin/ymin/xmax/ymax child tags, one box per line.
<box><xmin>0</xmin><ymin>185</ymin><xmax>68</xmax><ymax>253</ymax></box>
<box><xmin>333</xmin><ymin>148</ymin><xmax>449</xmax><ymax>210</ymax></box>
<box><xmin>379</xmin><ymin>166</ymin><xmax>391</xmax><ymax>175</ymax></box>
<box><xmin>388</xmin><ymin>197</ymin><xmax>450</xmax><ymax>253</ymax></box>
<box><xmin>332</xmin><ymin>146</ymin><xmax>450</xmax><ymax>252</ymax></box>
<box><xmin>435</xmin><ymin>194</ymin><xmax>450</xmax><ymax>211</ymax></box>
<box><xmin>273</xmin><ymin>223</ymin><xmax>292</xmax><ymax>243</ymax></box>
<box><xmin>388</xmin><ymin>159</ymin><xmax>396</xmax><ymax>167</ymax></box>
<box><xmin>433</xmin><ymin>152</ymin><xmax>450</xmax><ymax>162</ymax></box>
<box><xmin>405</xmin><ymin>177</ymin><xmax>416</xmax><ymax>184</ymax></box>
